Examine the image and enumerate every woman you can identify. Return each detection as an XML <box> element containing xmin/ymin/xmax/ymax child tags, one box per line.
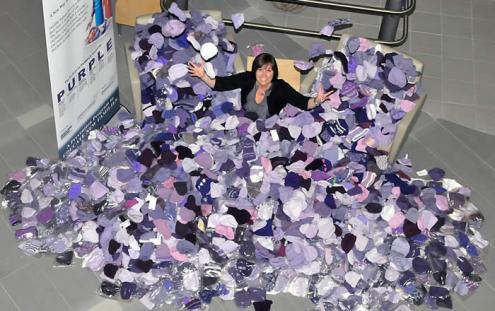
<box><xmin>187</xmin><ymin>53</ymin><xmax>333</xmax><ymax>119</ymax></box>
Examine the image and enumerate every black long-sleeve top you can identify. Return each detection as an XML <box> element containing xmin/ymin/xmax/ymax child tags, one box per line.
<box><xmin>213</xmin><ymin>71</ymin><xmax>311</xmax><ymax>116</ymax></box>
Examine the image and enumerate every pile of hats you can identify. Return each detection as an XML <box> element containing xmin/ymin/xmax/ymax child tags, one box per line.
<box><xmin>131</xmin><ymin>3</ymin><xmax>238</xmax><ymax>110</ymax></box>
<box><xmin>1</xmin><ymin>7</ymin><xmax>489</xmax><ymax>311</ymax></box>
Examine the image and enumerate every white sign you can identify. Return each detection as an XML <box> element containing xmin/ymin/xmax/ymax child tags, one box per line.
<box><xmin>42</xmin><ymin>0</ymin><xmax>120</xmax><ymax>159</ymax></box>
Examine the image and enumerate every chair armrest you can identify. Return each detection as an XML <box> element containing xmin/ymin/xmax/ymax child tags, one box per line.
<box><xmin>124</xmin><ymin>42</ymin><xmax>144</xmax><ymax>121</ymax></box>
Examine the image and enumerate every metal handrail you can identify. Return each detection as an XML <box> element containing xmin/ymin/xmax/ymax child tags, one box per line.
<box><xmin>222</xmin><ymin>0</ymin><xmax>411</xmax><ymax>46</ymax></box>
<box><xmin>266</xmin><ymin>0</ymin><xmax>415</xmax><ymax>16</ymax></box>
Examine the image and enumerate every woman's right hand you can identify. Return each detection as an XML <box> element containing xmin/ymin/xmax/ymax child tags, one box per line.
<box><xmin>187</xmin><ymin>61</ymin><xmax>205</xmax><ymax>79</ymax></box>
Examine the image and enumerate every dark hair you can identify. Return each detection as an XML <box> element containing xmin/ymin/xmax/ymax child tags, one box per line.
<box><xmin>251</xmin><ymin>53</ymin><xmax>278</xmax><ymax>81</ymax></box>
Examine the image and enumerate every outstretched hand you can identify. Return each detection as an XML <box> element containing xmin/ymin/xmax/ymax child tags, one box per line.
<box><xmin>315</xmin><ymin>86</ymin><xmax>335</xmax><ymax>105</ymax></box>
<box><xmin>187</xmin><ymin>60</ymin><xmax>205</xmax><ymax>78</ymax></box>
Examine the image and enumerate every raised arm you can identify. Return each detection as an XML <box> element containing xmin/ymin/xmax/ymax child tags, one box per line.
<box><xmin>187</xmin><ymin>61</ymin><xmax>216</xmax><ymax>88</ymax></box>
<box><xmin>187</xmin><ymin>61</ymin><xmax>250</xmax><ymax>91</ymax></box>
<box><xmin>307</xmin><ymin>86</ymin><xmax>334</xmax><ymax>109</ymax></box>
<box><xmin>280</xmin><ymin>80</ymin><xmax>332</xmax><ymax>111</ymax></box>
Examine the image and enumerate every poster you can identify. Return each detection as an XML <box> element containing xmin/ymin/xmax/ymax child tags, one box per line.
<box><xmin>42</xmin><ymin>0</ymin><xmax>120</xmax><ymax>159</ymax></box>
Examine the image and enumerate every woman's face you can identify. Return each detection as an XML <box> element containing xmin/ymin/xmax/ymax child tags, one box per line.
<box><xmin>255</xmin><ymin>63</ymin><xmax>274</xmax><ymax>87</ymax></box>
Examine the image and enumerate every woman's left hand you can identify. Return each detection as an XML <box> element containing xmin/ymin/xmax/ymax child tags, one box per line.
<box><xmin>315</xmin><ymin>86</ymin><xmax>334</xmax><ymax>105</ymax></box>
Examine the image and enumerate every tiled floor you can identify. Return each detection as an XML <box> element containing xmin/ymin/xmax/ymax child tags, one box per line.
<box><xmin>0</xmin><ymin>0</ymin><xmax>495</xmax><ymax>310</ymax></box>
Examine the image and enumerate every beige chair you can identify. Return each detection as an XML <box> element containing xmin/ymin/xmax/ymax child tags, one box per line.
<box><xmin>115</xmin><ymin>0</ymin><xmax>161</xmax><ymax>26</ymax></box>
<box><xmin>336</xmin><ymin>34</ymin><xmax>426</xmax><ymax>163</ymax></box>
<box><xmin>125</xmin><ymin>10</ymin><xmax>246</xmax><ymax>121</ymax></box>
<box><xmin>193</xmin><ymin>33</ymin><xmax>424</xmax><ymax>164</ymax></box>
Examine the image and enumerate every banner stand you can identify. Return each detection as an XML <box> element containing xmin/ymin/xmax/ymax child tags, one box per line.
<box><xmin>42</xmin><ymin>0</ymin><xmax>120</xmax><ymax>159</ymax></box>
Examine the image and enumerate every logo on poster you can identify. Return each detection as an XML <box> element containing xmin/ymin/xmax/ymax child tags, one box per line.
<box><xmin>56</xmin><ymin>38</ymin><xmax>113</xmax><ymax>104</ymax></box>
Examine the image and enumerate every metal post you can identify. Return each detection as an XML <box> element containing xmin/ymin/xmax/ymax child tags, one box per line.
<box><xmin>378</xmin><ymin>0</ymin><xmax>405</xmax><ymax>41</ymax></box>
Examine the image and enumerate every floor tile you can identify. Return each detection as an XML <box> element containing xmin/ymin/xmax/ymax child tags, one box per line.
<box><xmin>475</xmin><ymin>81</ymin><xmax>495</xmax><ymax>109</ymax></box>
<box><xmin>473</xmin><ymin>19</ymin><xmax>495</xmax><ymax>42</ymax></box>
<box><xmin>477</xmin><ymin>107</ymin><xmax>495</xmax><ymax>134</ymax></box>
<box><xmin>2</xmin><ymin>263</ymin><xmax>70</xmax><ymax>311</ymax></box>
<box><xmin>262</xmin><ymin>293</ymin><xmax>316</xmax><ymax>311</ymax></box>
<box><xmin>442</xmin><ymin>79</ymin><xmax>476</xmax><ymax>105</ymax></box>
<box><xmin>0</xmin><ymin>0</ymin><xmax>29</xmax><ymax>15</ymax></box>
<box><xmin>87</xmin><ymin>298</ymin><xmax>144</xmax><ymax>311</ymax></box>
<box><xmin>0</xmin><ymin>100</ymin><xmax>15</xmax><ymax>124</ymax></box>
<box><xmin>0</xmin><ymin>15</ymin><xmax>42</xmax><ymax>65</ymax></box>
<box><xmin>420</xmin><ymin>99</ymin><xmax>443</xmax><ymax>118</ymax></box>
<box><xmin>16</xmin><ymin>104</ymin><xmax>53</xmax><ymax>130</ymax></box>
<box><xmin>421</xmin><ymin>76</ymin><xmax>443</xmax><ymax>101</ymax></box>
<box><xmin>219</xmin><ymin>293</ymin><xmax>315</xmax><ymax>311</ymax></box>
<box><xmin>410</xmin><ymin>32</ymin><xmax>441</xmax><ymax>55</ymax></box>
<box><xmin>249</xmin><ymin>17</ymin><xmax>311</xmax><ymax>60</ymax></box>
<box><xmin>456</xmin><ymin>281</ymin><xmax>495</xmax><ymax>310</ymax></box>
<box><xmin>411</xmin><ymin>110</ymin><xmax>436</xmax><ymax>135</ymax></box>
<box><xmin>479</xmin><ymin>245</ymin><xmax>495</xmax><ymax>290</ymax></box>
<box><xmin>398</xmin><ymin>135</ymin><xmax>457</xmax><ymax>177</ymax></box>
<box><xmin>252</xmin><ymin>12</ymin><xmax>287</xmax><ymax>29</ymax></box>
<box><xmin>452</xmin><ymin>294</ymin><xmax>470</xmax><ymax>311</ymax></box>
<box><xmin>475</xmin><ymin>61</ymin><xmax>495</xmax><ymax>85</ymax></box>
<box><xmin>347</xmin><ymin>24</ymin><xmax>380</xmax><ymax>39</ymax></box>
<box><xmin>14</xmin><ymin>49</ymin><xmax>51</xmax><ymax>105</ymax></box>
<box><xmin>284</xmin><ymin>5</ymin><xmax>321</xmax><ymax>20</ymax></box>
<box><xmin>411</xmin><ymin>12</ymin><xmax>441</xmax><ymax>35</ymax></box>
<box><xmin>472</xmin><ymin>0</ymin><xmax>495</xmax><ymax>20</ymax></box>
<box><xmin>469</xmin><ymin>193</ymin><xmax>495</xmax><ymax>243</ymax></box>
<box><xmin>317</xmin><ymin>6</ymin><xmax>351</xmax><ymax>22</ymax></box>
<box><xmin>438</xmin><ymin>119</ymin><xmax>495</xmax><ymax>160</ymax></box>
<box><xmin>474</xmin><ymin>39</ymin><xmax>495</xmax><ymax>63</ymax></box>
<box><xmin>257</xmin><ymin>1</ymin><xmax>326</xmax><ymax>20</ymax></box>
<box><xmin>0</xmin><ymin>217</ymin><xmax>36</xmax><ymax>280</ymax></box>
<box><xmin>0</xmin><ymin>49</ymin><xmax>10</xmax><ymax>70</ymax></box>
<box><xmin>0</xmin><ymin>119</ymin><xmax>30</xmax><ymax>151</ymax></box>
<box><xmin>256</xmin><ymin>0</ymin><xmax>307</xmax><ymax>16</ymax></box>
<box><xmin>415</xmin><ymin>121</ymin><xmax>495</xmax><ymax>203</ymax></box>
<box><xmin>442</xmin><ymin>15</ymin><xmax>473</xmax><ymax>39</ymax></box>
<box><xmin>488</xmin><ymin>155</ymin><xmax>495</xmax><ymax>171</ymax></box>
<box><xmin>0</xmin><ymin>156</ymin><xmax>10</xmax><ymax>186</ymax></box>
<box><xmin>0</xmin><ymin>284</ymin><xmax>18</xmax><ymax>311</ymax></box>
<box><xmin>0</xmin><ymin>119</ymin><xmax>47</xmax><ymax>170</ymax></box>
<box><xmin>25</xmin><ymin>117</ymin><xmax>58</xmax><ymax>160</ymax></box>
<box><xmin>414</xmin><ymin>53</ymin><xmax>442</xmax><ymax>78</ymax></box>
<box><xmin>41</xmin><ymin>260</ymin><xmax>100</xmax><ymax>310</ymax></box>
<box><xmin>189</xmin><ymin>0</ymin><xmax>250</xmax><ymax>15</ymax></box>
<box><xmin>219</xmin><ymin>0</ymin><xmax>251</xmax><ymax>16</ymax></box>
<box><xmin>349</xmin><ymin>11</ymin><xmax>381</xmax><ymax>27</ymax></box>
<box><xmin>441</xmin><ymin>0</ymin><xmax>473</xmax><ymax>17</ymax></box>
<box><xmin>86</xmin><ymin>298</ymin><xmax>151</xmax><ymax>311</ymax></box>
<box><xmin>416</xmin><ymin>0</ymin><xmax>441</xmax><ymax>14</ymax></box>
<box><xmin>0</xmin><ymin>64</ymin><xmax>45</xmax><ymax>117</ymax></box>
<box><xmin>8</xmin><ymin>0</ymin><xmax>46</xmax><ymax>48</ymax></box>
<box><xmin>442</xmin><ymin>35</ymin><xmax>474</xmax><ymax>60</ymax></box>
<box><xmin>442</xmin><ymin>58</ymin><xmax>474</xmax><ymax>82</ymax></box>
<box><xmin>285</xmin><ymin>12</ymin><xmax>319</xmax><ymax>31</ymax></box>
<box><xmin>442</xmin><ymin>103</ymin><xmax>477</xmax><ymax>129</ymax></box>
<box><xmin>228</xmin><ymin>27</ymin><xmax>283</xmax><ymax>61</ymax></box>
<box><xmin>236</xmin><ymin>6</ymin><xmax>262</xmax><ymax>21</ymax></box>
